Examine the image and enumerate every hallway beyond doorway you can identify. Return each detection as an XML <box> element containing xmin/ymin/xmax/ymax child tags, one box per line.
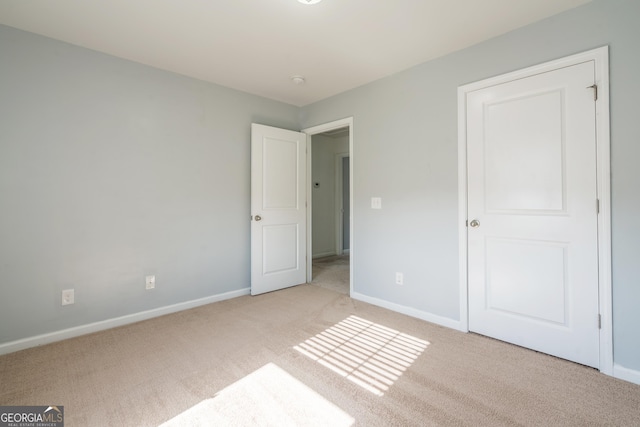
<box><xmin>311</xmin><ymin>255</ymin><xmax>349</xmax><ymax>295</ymax></box>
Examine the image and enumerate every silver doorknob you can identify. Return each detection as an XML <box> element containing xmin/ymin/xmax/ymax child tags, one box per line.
<box><xmin>254</xmin><ymin>215</ymin><xmax>262</xmax><ymax>221</ymax></box>
<box><xmin>469</xmin><ymin>219</ymin><xmax>480</xmax><ymax>228</ymax></box>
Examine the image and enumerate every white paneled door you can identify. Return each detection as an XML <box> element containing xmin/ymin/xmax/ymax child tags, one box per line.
<box><xmin>251</xmin><ymin>124</ymin><xmax>307</xmax><ymax>295</ymax></box>
<box><xmin>466</xmin><ymin>61</ymin><xmax>600</xmax><ymax>368</ymax></box>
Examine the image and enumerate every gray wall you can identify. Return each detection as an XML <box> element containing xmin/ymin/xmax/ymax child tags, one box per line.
<box><xmin>311</xmin><ymin>134</ymin><xmax>349</xmax><ymax>257</ymax></box>
<box><xmin>0</xmin><ymin>24</ymin><xmax>298</xmax><ymax>343</ymax></box>
<box><xmin>299</xmin><ymin>0</ymin><xmax>640</xmax><ymax>371</ymax></box>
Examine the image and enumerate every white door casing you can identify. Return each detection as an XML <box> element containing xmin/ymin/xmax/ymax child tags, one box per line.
<box><xmin>458</xmin><ymin>47</ymin><xmax>612</xmax><ymax>372</ymax></box>
<box><xmin>251</xmin><ymin>124</ymin><xmax>307</xmax><ymax>295</ymax></box>
<box><xmin>302</xmin><ymin>118</ymin><xmax>354</xmax><ymax>289</ymax></box>
<box><xmin>335</xmin><ymin>152</ymin><xmax>349</xmax><ymax>255</ymax></box>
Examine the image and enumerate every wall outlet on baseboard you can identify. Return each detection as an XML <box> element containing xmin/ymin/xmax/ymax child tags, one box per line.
<box><xmin>145</xmin><ymin>275</ymin><xmax>156</xmax><ymax>290</ymax></box>
<box><xmin>61</xmin><ymin>289</ymin><xmax>75</xmax><ymax>305</ymax></box>
<box><xmin>395</xmin><ymin>272</ymin><xmax>403</xmax><ymax>285</ymax></box>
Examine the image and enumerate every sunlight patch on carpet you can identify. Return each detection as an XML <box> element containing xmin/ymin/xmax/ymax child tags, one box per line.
<box><xmin>160</xmin><ymin>363</ymin><xmax>354</xmax><ymax>426</ymax></box>
<box><xmin>294</xmin><ymin>315</ymin><xmax>430</xmax><ymax>396</ymax></box>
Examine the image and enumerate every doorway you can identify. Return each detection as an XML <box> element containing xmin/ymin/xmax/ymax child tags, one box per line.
<box><xmin>303</xmin><ymin>118</ymin><xmax>353</xmax><ymax>295</ymax></box>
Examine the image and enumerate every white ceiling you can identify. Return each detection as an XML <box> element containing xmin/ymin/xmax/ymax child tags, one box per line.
<box><xmin>0</xmin><ymin>0</ymin><xmax>591</xmax><ymax>106</ymax></box>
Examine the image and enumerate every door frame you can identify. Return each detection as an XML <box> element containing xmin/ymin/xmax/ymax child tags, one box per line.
<box><xmin>302</xmin><ymin>117</ymin><xmax>354</xmax><ymax>291</ymax></box>
<box><xmin>457</xmin><ymin>46</ymin><xmax>612</xmax><ymax>374</ymax></box>
<box><xmin>335</xmin><ymin>151</ymin><xmax>350</xmax><ymax>256</ymax></box>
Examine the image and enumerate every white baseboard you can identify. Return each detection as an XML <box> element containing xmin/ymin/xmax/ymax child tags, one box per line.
<box><xmin>313</xmin><ymin>251</ymin><xmax>336</xmax><ymax>259</ymax></box>
<box><xmin>350</xmin><ymin>293</ymin><xmax>640</xmax><ymax>385</ymax></box>
<box><xmin>613</xmin><ymin>363</ymin><xmax>640</xmax><ymax>386</ymax></box>
<box><xmin>350</xmin><ymin>292</ymin><xmax>466</xmax><ymax>332</ymax></box>
<box><xmin>7</xmin><ymin>286</ymin><xmax>637</xmax><ymax>387</ymax></box>
<box><xmin>0</xmin><ymin>288</ymin><xmax>250</xmax><ymax>356</ymax></box>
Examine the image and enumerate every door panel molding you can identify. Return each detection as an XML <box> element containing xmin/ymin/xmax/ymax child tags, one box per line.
<box><xmin>457</xmin><ymin>46</ymin><xmax>611</xmax><ymax>374</ymax></box>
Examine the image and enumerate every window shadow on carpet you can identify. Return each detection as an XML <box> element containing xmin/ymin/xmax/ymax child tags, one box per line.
<box><xmin>294</xmin><ymin>315</ymin><xmax>429</xmax><ymax>396</ymax></box>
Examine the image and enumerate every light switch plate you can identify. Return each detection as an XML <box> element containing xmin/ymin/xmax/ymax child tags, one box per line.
<box><xmin>371</xmin><ymin>197</ymin><xmax>382</xmax><ymax>209</ymax></box>
<box><xmin>145</xmin><ymin>275</ymin><xmax>156</xmax><ymax>290</ymax></box>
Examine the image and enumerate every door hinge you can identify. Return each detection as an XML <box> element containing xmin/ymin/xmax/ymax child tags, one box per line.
<box><xmin>596</xmin><ymin>198</ymin><xmax>600</xmax><ymax>214</ymax></box>
<box><xmin>587</xmin><ymin>84</ymin><xmax>598</xmax><ymax>101</ymax></box>
<box><xmin>598</xmin><ymin>314</ymin><xmax>602</xmax><ymax>329</ymax></box>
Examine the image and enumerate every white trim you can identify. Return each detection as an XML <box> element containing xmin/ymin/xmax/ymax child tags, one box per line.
<box><xmin>457</xmin><ymin>46</ymin><xmax>612</xmax><ymax>374</ymax></box>
<box><xmin>613</xmin><ymin>364</ymin><xmax>640</xmax><ymax>386</ymax></box>
<box><xmin>351</xmin><ymin>292</ymin><xmax>466</xmax><ymax>332</ymax></box>
<box><xmin>0</xmin><ymin>288</ymin><xmax>250</xmax><ymax>356</ymax></box>
<box><xmin>313</xmin><ymin>251</ymin><xmax>337</xmax><ymax>259</ymax></box>
<box><xmin>302</xmin><ymin>117</ymin><xmax>354</xmax><ymax>297</ymax></box>
<box><xmin>593</xmin><ymin>47</ymin><xmax>613</xmax><ymax>376</ymax></box>
<box><xmin>335</xmin><ymin>151</ymin><xmax>349</xmax><ymax>255</ymax></box>
<box><xmin>457</xmin><ymin>82</ymin><xmax>470</xmax><ymax>333</ymax></box>
<box><xmin>306</xmin><ymin>133</ymin><xmax>313</xmax><ymax>280</ymax></box>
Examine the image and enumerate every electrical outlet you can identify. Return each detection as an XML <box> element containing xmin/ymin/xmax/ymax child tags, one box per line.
<box><xmin>395</xmin><ymin>272</ymin><xmax>403</xmax><ymax>285</ymax></box>
<box><xmin>61</xmin><ymin>289</ymin><xmax>75</xmax><ymax>305</ymax></box>
<box><xmin>145</xmin><ymin>275</ymin><xmax>156</xmax><ymax>290</ymax></box>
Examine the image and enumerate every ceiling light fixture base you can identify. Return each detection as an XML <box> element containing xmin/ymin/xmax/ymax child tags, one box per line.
<box><xmin>291</xmin><ymin>75</ymin><xmax>306</xmax><ymax>85</ymax></box>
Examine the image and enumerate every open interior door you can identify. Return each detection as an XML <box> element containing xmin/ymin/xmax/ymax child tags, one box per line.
<box><xmin>251</xmin><ymin>124</ymin><xmax>307</xmax><ymax>295</ymax></box>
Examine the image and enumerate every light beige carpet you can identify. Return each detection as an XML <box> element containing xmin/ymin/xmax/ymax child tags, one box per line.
<box><xmin>311</xmin><ymin>255</ymin><xmax>349</xmax><ymax>295</ymax></box>
<box><xmin>1</xmin><ymin>284</ymin><xmax>640</xmax><ymax>426</ymax></box>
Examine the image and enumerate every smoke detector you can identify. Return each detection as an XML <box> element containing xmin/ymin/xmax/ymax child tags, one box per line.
<box><xmin>291</xmin><ymin>75</ymin><xmax>306</xmax><ymax>85</ymax></box>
